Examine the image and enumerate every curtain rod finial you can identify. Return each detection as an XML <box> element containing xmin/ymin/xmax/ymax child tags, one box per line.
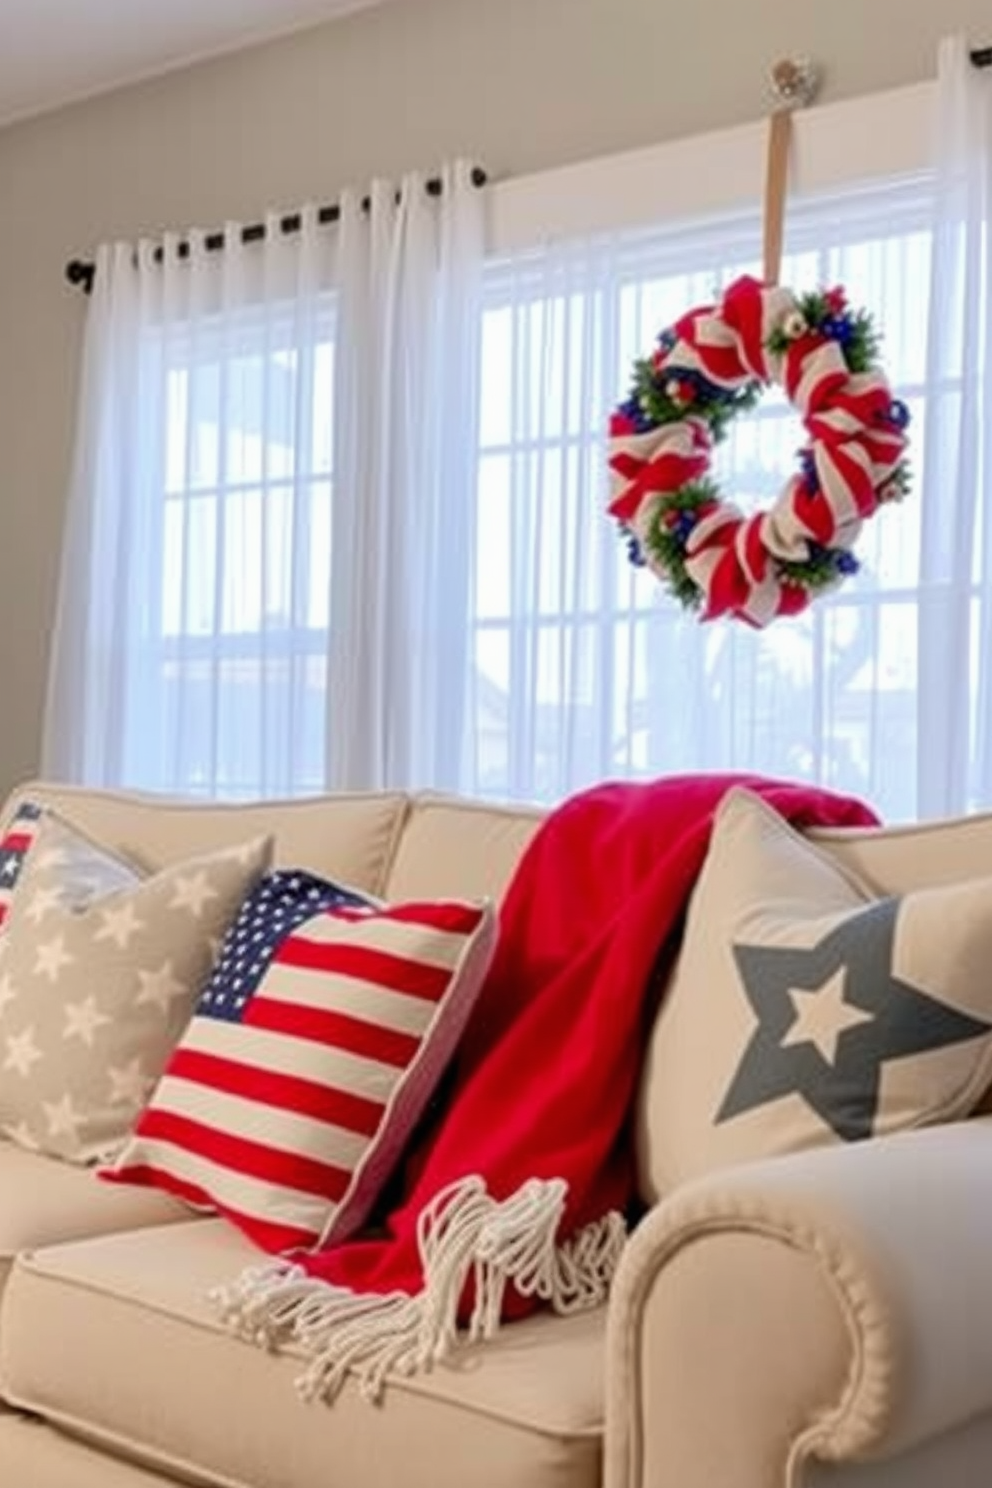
<box><xmin>65</xmin><ymin>259</ymin><xmax>95</xmax><ymax>294</ymax></box>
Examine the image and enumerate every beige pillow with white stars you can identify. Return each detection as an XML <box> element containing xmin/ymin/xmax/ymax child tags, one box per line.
<box><xmin>0</xmin><ymin>810</ymin><xmax>272</xmax><ymax>1164</ymax></box>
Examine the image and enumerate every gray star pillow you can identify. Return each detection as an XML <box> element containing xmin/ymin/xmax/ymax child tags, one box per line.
<box><xmin>0</xmin><ymin>810</ymin><xmax>272</xmax><ymax>1164</ymax></box>
<box><xmin>637</xmin><ymin>788</ymin><xmax>992</xmax><ymax>1199</ymax></box>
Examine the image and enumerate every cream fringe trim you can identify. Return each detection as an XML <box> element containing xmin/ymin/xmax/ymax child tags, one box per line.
<box><xmin>211</xmin><ymin>1175</ymin><xmax>627</xmax><ymax>1405</ymax></box>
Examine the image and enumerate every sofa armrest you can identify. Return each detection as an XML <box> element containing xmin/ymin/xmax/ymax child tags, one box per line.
<box><xmin>605</xmin><ymin>1117</ymin><xmax>992</xmax><ymax>1488</ymax></box>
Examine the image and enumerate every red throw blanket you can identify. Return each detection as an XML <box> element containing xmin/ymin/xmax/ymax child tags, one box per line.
<box><xmin>218</xmin><ymin>774</ymin><xmax>877</xmax><ymax>1401</ymax></box>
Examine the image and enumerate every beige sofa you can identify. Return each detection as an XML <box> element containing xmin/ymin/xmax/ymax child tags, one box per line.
<box><xmin>0</xmin><ymin>779</ymin><xmax>990</xmax><ymax>1488</ymax></box>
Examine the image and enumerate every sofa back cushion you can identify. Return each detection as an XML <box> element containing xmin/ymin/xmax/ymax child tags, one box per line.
<box><xmin>384</xmin><ymin>795</ymin><xmax>545</xmax><ymax>904</ymax></box>
<box><xmin>635</xmin><ymin>802</ymin><xmax>992</xmax><ymax>1201</ymax></box>
<box><xmin>1</xmin><ymin>784</ymin><xmax>409</xmax><ymax>899</ymax></box>
<box><xmin>808</xmin><ymin>810</ymin><xmax>992</xmax><ymax>892</ymax></box>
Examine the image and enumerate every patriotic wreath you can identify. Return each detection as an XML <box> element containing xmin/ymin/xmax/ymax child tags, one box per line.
<box><xmin>608</xmin><ymin>275</ymin><xmax>911</xmax><ymax>628</ymax></box>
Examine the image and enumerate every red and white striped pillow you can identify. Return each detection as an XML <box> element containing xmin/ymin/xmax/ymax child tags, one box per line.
<box><xmin>100</xmin><ymin>870</ymin><xmax>497</xmax><ymax>1254</ymax></box>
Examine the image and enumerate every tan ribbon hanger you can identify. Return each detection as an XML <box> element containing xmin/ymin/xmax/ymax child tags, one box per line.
<box><xmin>763</xmin><ymin>57</ymin><xmax>821</xmax><ymax>286</ymax></box>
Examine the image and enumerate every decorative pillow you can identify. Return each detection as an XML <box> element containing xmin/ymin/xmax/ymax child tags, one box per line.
<box><xmin>637</xmin><ymin>788</ymin><xmax>992</xmax><ymax>1199</ymax></box>
<box><xmin>0</xmin><ymin>800</ymin><xmax>44</xmax><ymax>931</ymax></box>
<box><xmin>101</xmin><ymin>870</ymin><xmax>498</xmax><ymax>1254</ymax></box>
<box><xmin>0</xmin><ymin>811</ymin><xmax>273</xmax><ymax>1164</ymax></box>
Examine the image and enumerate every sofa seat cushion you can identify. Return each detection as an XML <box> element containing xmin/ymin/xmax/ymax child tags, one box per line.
<box><xmin>0</xmin><ymin>1415</ymin><xmax>174</xmax><ymax>1487</ymax></box>
<box><xmin>0</xmin><ymin>1141</ymin><xmax>187</xmax><ymax>1303</ymax></box>
<box><xmin>0</xmin><ymin>1220</ymin><xmax>605</xmax><ymax>1488</ymax></box>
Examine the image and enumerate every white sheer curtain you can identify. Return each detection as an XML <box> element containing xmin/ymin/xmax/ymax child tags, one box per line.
<box><xmin>328</xmin><ymin>164</ymin><xmax>483</xmax><ymax>790</ymax></box>
<box><xmin>44</xmin><ymin>213</ymin><xmax>335</xmax><ymax>795</ymax></box>
<box><xmin>466</xmin><ymin>184</ymin><xmax>935</xmax><ymax>818</ymax></box>
<box><xmin>44</xmin><ymin>165</ymin><xmax>483</xmax><ymax>798</ymax></box>
<box><xmin>917</xmin><ymin>36</ymin><xmax>992</xmax><ymax>817</ymax></box>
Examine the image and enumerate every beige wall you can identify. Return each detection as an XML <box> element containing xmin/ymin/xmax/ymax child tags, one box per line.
<box><xmin>0</xmin><ymin>0</ymin><xmax>986</xmax><ymax>796</ymax></box>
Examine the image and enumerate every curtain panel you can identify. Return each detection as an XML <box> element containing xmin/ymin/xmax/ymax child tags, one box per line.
<box><xmin>44</xmin><ymin>163</ymin><xmax>484</xmax><ymax>798</ymax></box>
<box><xmin>327</xmin><ymin>169</ymin><xmax>483</xmax><ymax>792</ymax></box>
<box><xmin>917</xmin><ymin>36</ymin><xmax>992</xmax><ymax>817</ymax></box>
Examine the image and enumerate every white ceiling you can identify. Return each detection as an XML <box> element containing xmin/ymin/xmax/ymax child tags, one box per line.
<box><xmin>0</xmin><ymin>0</ymin><xmax>396</xmax><ymax>128</ymax></box>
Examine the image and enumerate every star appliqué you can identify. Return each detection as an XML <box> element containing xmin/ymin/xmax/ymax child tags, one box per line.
<box><xmin>43</xmin><ymin>1093</ymin><xmax>84</xmax><ymax>1144</ymax></box>
<box><xmin>63</xmin><ymin>995</ymin><xmax>112</xmax><ymax>1047</ymax></box>
<box><xmin>96</xmin><ymin>901</ymin><xmax>145</xmax><ymax>950</ymax></box>
<box><xmin>137</xmin><ymin>960</ymin><xmax>188</xmax><ymax>1016</ymax></box>
<box><xmin>108</xmin><ymin>1058</ymin><xmax>154</xmax><ymax>1108</ymax></box>
<box><xmin>718</xmin><ymin>897</ymin><xmax>992</xmax><ymax>1142</ymax></box>
<box><xmin>34</xmin><ymin>936</ymin><xmax>74</xmax><ymax>982</ymax></box>
<box><xmin>171</xmin><ymin>871</ymin><xmax>218</xmax><ymax>919</ymax></box>
<box><xmin>4</xmin><ymin>1026</ymin><xmax>43</xmax><ymax>1078</ymax></box>
<box><xmin>780</xmin><ymin>967</ymin><xmax>875</xmax><ymax>1064</ymax></box>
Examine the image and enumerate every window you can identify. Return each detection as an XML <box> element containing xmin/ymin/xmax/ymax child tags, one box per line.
<box><xmin>124</xmin><ymin>301</ymin><xmax>336</xmax><ymax>799</ymax></box>
<box><xmin>468</xmin><ymin>178</ymin><xmax>935</xmax><ymax>819</ymax></box>
<box><xmin>56</xmin><ymin>112</ymin><xmax>953</xmax><ymax>809</ymax></box>
<box><xmin>127</xmin><ymin>183</ymin><xmax>935</xmax><ymax>815</ymax></box>
<box><xmin>103</xmin><ymin>173</ymin><xmax>939</xmax><ymax>813</ymax></box>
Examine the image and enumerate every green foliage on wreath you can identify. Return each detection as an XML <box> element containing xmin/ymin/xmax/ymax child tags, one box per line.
<box><xmin>885</xmin><ymin>460</ymin><xmax>913</xmax><ymax>500</ymax></box>
<box><xmin>637</xmin><ymin>482</ymin><xmax>720</xmax><ymax>611</ymax></box>
<box><xmin>777</xmin><ymin>548</ymin><xmax>852</xmax><ymax>592</ymax></box>
<box><xmin>626</xmin><ymin>360</ymin><xmax>763</xmax><ymax>444</ymax></box>
<box><xmin>766</xmin><ymin>291</ymin><xmax>881</xmax><ymax>375</ymax></box>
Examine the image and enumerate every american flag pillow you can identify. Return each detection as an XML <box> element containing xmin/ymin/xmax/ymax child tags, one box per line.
<box><xmin>0</xmin><ymin>801</ymin><xmax>43</xmax><ymax>932</ymax></box>
<box><xmin>101</xmin><ymin>870</ymin><xmax>497</xmax><ymax>1254</ymax></box>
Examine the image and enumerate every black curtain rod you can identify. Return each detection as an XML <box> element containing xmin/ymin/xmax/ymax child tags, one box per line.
<box><xmin>65</xmin><ymin>165</ymin><xmax>488</xmax><ymax>296</ymax></box>
<box><xmin>63</xmin><ymin>45</ymin><xmax>992</xmax><ymax>299</ymax></box>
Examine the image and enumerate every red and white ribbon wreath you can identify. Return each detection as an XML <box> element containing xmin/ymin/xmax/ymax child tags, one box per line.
<box><xmin>607</xmin><ymin>276</ymin><xmax>910</xmax><ymax>628</ymax></box>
